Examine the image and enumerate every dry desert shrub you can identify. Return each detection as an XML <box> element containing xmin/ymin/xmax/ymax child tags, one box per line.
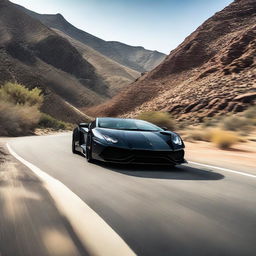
<box><xmin>137</xmin><ymin>111</ymin><xmax>176</xmax><ymax>130</ymax></box>
<box><xmin>221</xmin><ymin>115</ymin><xmax>250</xmax><ymax>132</ymax></box>
<box><xmin>184</xmin><ymin>127</ymin><xmax>240</xmax><ymax>149</ymax></box>
<box><xmin>0</xmin><ymin>82</ymin><xmax>42</xmax><ymax>136</ymax></box>
<box><xmin>38</xmin><ymin>113</ymin><xmax>72</xmax><ymax>130</ymax></box>
<box><xmin>210</xmin><ymin>129</ymin><xmax>240</xmax><ymax>149</ymax></box>
<box><xmin>243</xmin><ymin>105</ymin><xmax>256</xmax><ymax>119</ymax></box>
<box><xmin>243</xmin><ymin>106</ymin><xmax>256</xmax><ymax>126</ymax></box>
<box><xmin>184</xmin><ymin>129</ymin><xmax>212</xmax><ymax>142</ymax></box>
<box><xmin>0</xmin><ymin>102</ymin><xmax>40</xmax><ymax>136</ymax></box>
<box><xmin>0</xmin><ymin>82</ymin><xmax>43</xmax><ymax>107</ymax></box>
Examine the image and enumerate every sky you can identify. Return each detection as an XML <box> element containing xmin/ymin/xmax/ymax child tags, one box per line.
<box><xmin>10</xmin><ymin>0</ymin><xmax>233</xmax><ymax>54</ymax></box>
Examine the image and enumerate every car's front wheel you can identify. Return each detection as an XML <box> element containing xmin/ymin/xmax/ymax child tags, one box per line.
<box><xmin>85</xmin><ymin>137</ymin><xmax>94</xmax><ymax>163</ymax></box>
<box><xmin>86</xmin><ymin>146</ymin><xmax>94</xmax><ymax>162</ymax></box>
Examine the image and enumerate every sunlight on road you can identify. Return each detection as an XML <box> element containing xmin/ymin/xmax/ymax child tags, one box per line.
<box><xmin>42</xmin><ymin>228</ymin><xmax>80</xmax><ymax>256</ymax></box>
<box><xmin>0</xmin><ymin>162</ymin><xmax>41</xmax><ymax>221</ymax></box>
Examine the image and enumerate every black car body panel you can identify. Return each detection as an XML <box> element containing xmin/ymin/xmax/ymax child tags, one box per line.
<box><xmin>72</xmin><ymin>118</ymin><xmax>186</xmax><ymax>165</ymax></box>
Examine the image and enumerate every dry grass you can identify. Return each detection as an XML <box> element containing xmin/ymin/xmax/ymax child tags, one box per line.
<box><xmin>38</xmin><ymin>113</ymin><xmax>73</xmax><ymax>130</ymax></box>
<box><xmin>243</xmin><ymin>106</ymin><xmax>256</xmax><ymax>127</ymax></box>
<box><xmin>0</xmin><ymin>102</ymin><xmax>40</xmax><ymax>136</ymax></box>
<box><xmin>243</xmin><ymin>106</ymin><xmax>256</xmax><ymax>119</ymax></box>
<box><xmin>184</xmin><ymin>129</ymin><xmax>211</xmax><ymax>142</ymax></box>
<box><xmin>0</xmin><ymin>82</ymin><xmax>76</xmax><ymax>136</ymax></box>
<box><xmin>0</xmin><ymin>83</ymin><xmax>43</xmax><ymax>136</ymax></box>
<box><xmin>184</xmin><ymin>127</ymin><xmax>240</xmax><ymax>149</ymax></box>
<box><xmin>210</xmin><ymin>129</ymin><xmax>240</xmax><ymax>149</ymax></box>
<box><xmin>137</xmin><ymin>111</ymin><xmax>176</xmax><ymax>130</ymax></box>
<box><xmin>0</xmin><ymin>82</ymin><xmax>43</xmax><ymax>107</ymax></box>
<box><xmin>221</xmin><ymin>115</ymin><xmax>250</xmax><ymax>132</ymax></box>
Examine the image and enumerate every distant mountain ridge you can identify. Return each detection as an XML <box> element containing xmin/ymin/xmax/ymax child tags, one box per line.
<box><xmin>14</xmin><ymin>3</ymin><xmax>166</xmax><ymax>95</ymax></box>
<box><xmin>14</xmin><ymin>4</ymin><xmax>166</xmax><ymax>73</ymax></box>
<box><xmin>90</xmin><ymin>0</ymin><xmax>256</xmax><ymax>122</ymax></box>
<box><xmin>53</xmin><ymin>28</ymin><xmax>140</xmax><ymax>96</ymax></box>
<box><xmin>0</xmin><ymin>0</ymin><xmax>166</xmax><ymax>123</ymax></box>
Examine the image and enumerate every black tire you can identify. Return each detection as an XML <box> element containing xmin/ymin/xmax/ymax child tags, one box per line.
<box><xmin>86</xmin><ymin>135</ymin><xmax>94</xmax><ymax>163</ymax></box>
<box><xmin>72</xmin><ymin>139</ymin><xmax>78</xmax><ymax>154</ymax></box>
<box><xmin>72</xmin><ymin>128</ymin><xmax>79</xmax><ymax>154</ymax></box>
<box><xmin>86</xmin><ymin>145</ymin><xmax>94</xmax><ymax>163</ymax></box>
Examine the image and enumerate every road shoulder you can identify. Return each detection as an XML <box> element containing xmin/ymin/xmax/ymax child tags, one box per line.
<box><xmin>0</xmin><ymin>142</ymin><xmax>88</xmax><ymax>256</ymax></box>
<box><xmin>185</xmin><ymin>140</ymin><xmax>256</xmax><ymax>174</ymax></box>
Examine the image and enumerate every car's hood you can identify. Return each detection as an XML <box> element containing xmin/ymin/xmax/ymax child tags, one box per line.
<box><xmin>94</xmin><ymin>128</ymin><xmax>183</xmax><ymax>150</ymax></box>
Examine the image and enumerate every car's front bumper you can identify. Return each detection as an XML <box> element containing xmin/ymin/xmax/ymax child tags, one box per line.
<box><xmin>92</xmin><ymin>142</ymin><xmax>186</xmax><ymax>165</ymax></box>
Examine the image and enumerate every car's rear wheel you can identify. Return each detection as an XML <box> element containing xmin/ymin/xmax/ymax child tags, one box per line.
<box><xmin>72</xmin><ymin>139</ymin><xmax>78</xmax><ymax>154</ymax></box>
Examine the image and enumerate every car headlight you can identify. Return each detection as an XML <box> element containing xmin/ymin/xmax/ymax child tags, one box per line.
<box><xmin>92</xmin><ymin>129</ymin><xmax>105</xmax><ymax>141</ymax></box>
<box><xmin>92</xmin><ymin>130</ymin><xmax>118</xmax><ymax>144</ymax></box>
<box><xmin>172</xmin><ymin>133</ymin><xmax>182</xmax><ymax>145</ymax></box>
<box><xmin>102</xmin><ymin>135</ymin><xmax>118</xmax><ymax>144</ymax></box>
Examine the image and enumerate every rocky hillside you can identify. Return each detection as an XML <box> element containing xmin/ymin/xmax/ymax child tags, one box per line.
<box><xmin>0</xmin><ymin>0</ymin><xmax>110</xmax><ymax>122</ymax></box>
<box><xmin>90</xmin><ymin>0</ymin><xmax>256</xmax><ymax>123</ymax></box>
<box><xmin>52</xmin><ymin>28</ymin><xmax>140</xmax><ymax>96</ymax></box>
<box><xmin>16</xmin><ymin>6</ymin><xmax>166</xmax><ymax>73</ymax></box>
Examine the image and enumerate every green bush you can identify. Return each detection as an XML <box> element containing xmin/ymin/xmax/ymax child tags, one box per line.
<box><xmin>0</xmin><ymin>82</ymin><xmax>43</xmax><ymax>107</ymax></box>
<box><xmin>137</xmin><ymin>111</ymin><xmax>176</xmax><ymax>130</ymax></box>
<box><xmin>38</xmin><ymin>113</ymin><xmax>72</xmax><ymax>130</ymax></box>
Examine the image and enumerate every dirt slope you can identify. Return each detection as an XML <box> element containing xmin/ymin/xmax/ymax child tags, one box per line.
<box><xmin>0</xmin><ymin>0</ymin><xmax>109</xmax><ymax>122</ymax></box>
<box><xmin>53</xmin><ymin>28</ymin><xmax>140</xmax><ymax>96</ymax></box>
<box><xmin>90</xmin><ymin>0</ymin><xmax>256</xmax><ymax>122</ymax></box>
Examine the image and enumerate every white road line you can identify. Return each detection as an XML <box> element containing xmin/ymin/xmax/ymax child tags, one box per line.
<box><xmin>6</xmin><ymin>143</ymin><xmax>136</xmax><ymax>256</ymax></box>
<box><xmin>189</xmin><ymin>161</ymin><xmax>256</xmax><ymax>179</ymax></box>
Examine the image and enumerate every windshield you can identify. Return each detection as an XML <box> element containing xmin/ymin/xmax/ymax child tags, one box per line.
<box><xmin>98</xmin><ymin>118</ymin><xmax>162</xmax><ymax>131</ymax></box>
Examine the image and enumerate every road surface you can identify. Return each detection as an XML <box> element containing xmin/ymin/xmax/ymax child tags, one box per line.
<box><xmin>7</xmin><ymin>133</ymin><xmax>256</xmax><ymax>256</ymax></box>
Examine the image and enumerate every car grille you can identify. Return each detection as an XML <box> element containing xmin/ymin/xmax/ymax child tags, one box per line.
<box><xmin>100</xmin><ymin>147</ymin><xmax>185</xmax><ymax>164</ymax></box>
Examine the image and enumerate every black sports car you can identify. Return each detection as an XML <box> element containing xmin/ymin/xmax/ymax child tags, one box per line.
<box><xmin>72</xmin><ymin>117</ymin><xmax>186</xmax><ymax>166</ymax></box>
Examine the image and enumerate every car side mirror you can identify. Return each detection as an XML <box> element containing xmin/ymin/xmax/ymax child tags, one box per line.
<box><xmin>161</xmin><ymin>127</ymin><xmax>168</xmax><ymax>131</ymax></box>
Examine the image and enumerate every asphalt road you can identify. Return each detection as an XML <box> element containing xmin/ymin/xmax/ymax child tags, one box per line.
<box><xmin>8</xmin><ymin>133</ymin><xmax>256</xmax><ymax>256</ymax></box>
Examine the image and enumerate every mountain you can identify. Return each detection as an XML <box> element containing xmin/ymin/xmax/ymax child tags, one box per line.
<box><xmin>0</xmin><ymin>0</ymin><xmax>165</xmax><ymax>123</ymax></box>
<box><xmin>90</xmin><ymin>0</ymin><xmax>256</xmax><ymax>122</ymax></box>
<box><xmin>14</xmin><ymin>5</ymin><xmax>166</xmax><ymax>73</ymax></box>
<box><xmin>0</xmin><ymin>0</ymin><xmax>109</xmax><ymax>122</ymax></box>
<box><xmin>52</xmin><ymin>28</ymin><xmax>140</xmax><ymax>96</ymax></box>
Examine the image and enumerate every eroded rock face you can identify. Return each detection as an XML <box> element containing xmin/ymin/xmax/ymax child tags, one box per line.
<box><xmin>90</xmin><ymin>0</ymin><xmax>256</xmax><ymax>122</ymax></box>
<box><xmin>233</xmin><ymin>92</ymin><xmax>256</xmax><ymax>102</ymax></box>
